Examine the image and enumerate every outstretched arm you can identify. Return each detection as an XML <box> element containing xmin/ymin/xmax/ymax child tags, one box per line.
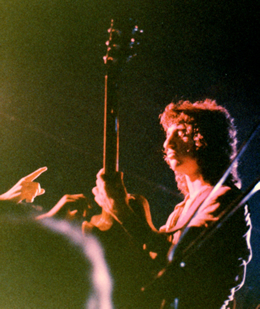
<box><xmin>0</xmin><ymin>167</ymin><xmax>47</xmax><ymax>203</ymax></box>
<box><xmin>36</xmin><ymin>193</ymin><xmax>90</xmax><ymax>221</ymax></box>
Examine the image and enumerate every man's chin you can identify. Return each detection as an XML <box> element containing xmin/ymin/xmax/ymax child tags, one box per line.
<box><xmin>169</xmin><ymin>159</ymin><xmax>181</xmax><ymax>171</ymax></box>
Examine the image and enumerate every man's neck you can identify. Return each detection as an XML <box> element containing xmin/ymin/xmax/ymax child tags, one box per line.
<box><xmin>185</xmin><ymin>175</ymin><xmax>212</xmax><ymax>200</ymax></box>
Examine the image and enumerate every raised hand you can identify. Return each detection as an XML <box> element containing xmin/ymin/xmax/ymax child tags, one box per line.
<box><xmin>36</xmin><ymin>194</ymin><xmax>90</xmax><ymax>221</ymax></box>
<box><xmin>0</xmin><ymin>167</ymin><xmax>47</xmax><ymax>203</ymax></box>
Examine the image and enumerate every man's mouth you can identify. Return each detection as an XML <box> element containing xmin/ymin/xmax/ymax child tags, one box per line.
<box><xmin>166</xmin><ymin>149</ymin><xmax>177</xmax><ymax>159</ymax></box>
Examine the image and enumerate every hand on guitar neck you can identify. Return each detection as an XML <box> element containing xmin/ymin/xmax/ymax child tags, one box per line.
<box><xmin>90</xmin><ymin>168</ymin><xmax>133</xmax><ymax>231</ymax></box>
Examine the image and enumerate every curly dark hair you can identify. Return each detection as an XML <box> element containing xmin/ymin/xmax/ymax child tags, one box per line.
<box><xmin>160</xmin><ymin>99</ymin><xmax>240</xmax><ymax>194</ymax></box>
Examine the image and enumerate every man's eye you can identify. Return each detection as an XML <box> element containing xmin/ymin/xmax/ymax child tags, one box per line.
<box><xmin>178</xmin><ymin>130</ymin><xmax>185</xmax><ymax>137</ymax></box>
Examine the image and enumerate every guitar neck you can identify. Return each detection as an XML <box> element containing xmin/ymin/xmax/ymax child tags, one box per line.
<box><xmin>103</xmin><ymin>72</ymin><xmax>119</xmax><ymax>175</ymax></box>
<box><xmin>102</xmin><ymin>19</ymin><xmax>141</xmax><ymax>175</ymax></box>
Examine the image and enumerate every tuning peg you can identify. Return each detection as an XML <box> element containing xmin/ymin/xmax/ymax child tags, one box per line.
<box><xmin>132</xmin><ymin>25</ymin><xmax>139</xmax><ymax>34</ymax></box>
<box><xmin>103</xmin><ymin>55</ymin><xmax>118</xmax><ymax>64</ymax></box>
<box><xmin>126</xmin><ymin>53</ymin><xmax>137</xmax><ymax>62</ymax></box>
<box><xmin>129</xmin><ymin>38</ymin><xmax>135</xmax><ymax>48</ymax></box>
<box><xmin>108</xmin><ymin>25</ymin><xmax>121</xmax><ymax>38</ymax></box>
<box><xmin>132</xmin><ymin>25</ymin><xmax>143</xmax><ymax>34</ymax></box>
<box><xmin>106</xmin><ymin>39</ymin><xmax>120</xmax><ymax>50</ymax></box>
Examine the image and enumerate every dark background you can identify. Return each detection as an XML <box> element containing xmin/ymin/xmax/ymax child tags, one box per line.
<box><xmin>1</xmin><ymin>0</ymin><xmax>260</xmax><ymax>307</ymax></box>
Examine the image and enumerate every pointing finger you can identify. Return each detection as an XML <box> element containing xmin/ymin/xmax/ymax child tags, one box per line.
<box><xmin>38</xmin><ymin>188</ymin><xmax>46</xmax><ymax>196</ymax></box>
<box><xmin>24</xmin><ymin>167</ymin><xmax>48</xmax><ymax>182</ymax></box>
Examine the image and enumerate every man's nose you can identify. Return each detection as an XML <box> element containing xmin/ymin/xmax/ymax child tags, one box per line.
<box><xmin>163</xmin><ymin>134</ymin><xmax>176</xmax><ymax>150</ymax></box>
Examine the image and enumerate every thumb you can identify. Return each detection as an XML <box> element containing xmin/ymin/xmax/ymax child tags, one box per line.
<box><xmin>68</xmin><ymin>209</ymin><xmax>78</xmax><ymax>216</ymax></box>
<box><xmin>39</xmin><ymin>188</ymin><xmax>46</xmax><ymax>195</ymax></box>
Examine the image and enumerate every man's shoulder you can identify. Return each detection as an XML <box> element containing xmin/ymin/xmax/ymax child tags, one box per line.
<box><xmin>206</xmin><ymin>184</ymin><xmax>241</xmax><ymax>207</ymax></box>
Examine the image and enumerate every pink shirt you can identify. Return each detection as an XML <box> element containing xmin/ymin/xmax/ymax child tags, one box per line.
<box><xmin>159</xmin><ymin>186</ymin><xmax>235</xmax><ymax>245</ymax></box>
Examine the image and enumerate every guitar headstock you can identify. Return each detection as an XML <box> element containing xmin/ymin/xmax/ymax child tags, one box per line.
<box><xmin>103</xmin><ymin>19</ymin><xmax>143</xmax><ymax>69</ymax></box>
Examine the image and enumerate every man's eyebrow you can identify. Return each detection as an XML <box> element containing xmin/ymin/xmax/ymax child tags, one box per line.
<box><xmin>176</xmin><ymin>124</ymin><xmax>186</xmax><ymax>129</ymax></box>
